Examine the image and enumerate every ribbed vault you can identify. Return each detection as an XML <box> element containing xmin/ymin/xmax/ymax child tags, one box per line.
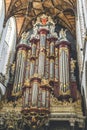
<box><xmin>5</xmin><ymin>0</ymin><xmax>76</xmax><ymax>40</ymax></box>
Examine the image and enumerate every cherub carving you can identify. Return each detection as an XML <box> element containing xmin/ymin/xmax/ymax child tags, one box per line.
<box><xmin>20</xmin><ymin>31</ymin><xmax>30</xmax><ymax>44</ymax></box>
<box><xmin>59</xmin><ymin>28</ymin><xmax>67</xmax><ymax>40</ymax></box>
<box><xmin>31</xmin><ymin>26</ymin><xmax>38</xmax><ymax>39</ymax></box>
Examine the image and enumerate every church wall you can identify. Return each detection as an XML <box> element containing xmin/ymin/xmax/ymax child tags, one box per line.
<box><xmin>0</xmin><ymin>16</ymin><xmax>17</xmax><ymax>99</ymax></box>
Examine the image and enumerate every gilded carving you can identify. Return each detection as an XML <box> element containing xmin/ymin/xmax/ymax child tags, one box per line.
<box><xmin>70</xmin><ymin>58</ymin><xmax>76</xmax><ymax>73</ymax></box>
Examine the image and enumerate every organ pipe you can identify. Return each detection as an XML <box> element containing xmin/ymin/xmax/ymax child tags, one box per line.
<box><xmin>12</xmin><ymin>45</ymin><xmax>28</xmax><ymax>96</ymax></box>
<box><xmin>58</xmin><ymin>42</ymin><xmax>71</xmax><ymax>98</ymax></box>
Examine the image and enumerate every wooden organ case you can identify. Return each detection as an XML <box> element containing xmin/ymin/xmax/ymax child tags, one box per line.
<box><xmin>0</xmin><ymin>14</ymin><xmax>85</xmax><ymax>130</ymax></box>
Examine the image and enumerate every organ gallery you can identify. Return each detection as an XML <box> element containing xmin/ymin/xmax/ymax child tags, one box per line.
<box><xmin>0</xmin><ymin>14</ymin><xmax>85</xmax><ymax>130</ymax></box>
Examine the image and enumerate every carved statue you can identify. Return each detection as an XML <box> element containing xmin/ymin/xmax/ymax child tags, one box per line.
<box><xmin>30</xmin><ymin>25</ymin><xmax>39</xmax><ymax>39</ymax></box>
<box><xmin>48</xmin><ymin>16</ymin><xmax>54</xmax><ymax>25</ymax></box>
<box><xmin>59</xmin><ymin>28</ymin><xmax>67</xmax><ymax>40</ymax></box>
<box><xmin>48</xmin><ymin>23</ymin><xmax>57</xmax><ymax>38</ymax></box>
<box><xmin>20</xmin><ymin>31</ymin><xmax>30</xmax><ymax>44</ymax></box>
<box><xmin>34</xmin><ymin>17</ymin><xmax>41</xmax><ymax>27</ymax></box>
<box><xmin>70</xmin><ymin>58</ymin><xmax>76</xmax><ymax>73</ymax></box>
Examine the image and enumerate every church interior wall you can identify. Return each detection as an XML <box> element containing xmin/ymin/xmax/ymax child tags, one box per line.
<box><xmin>0</xmin><ymin>0</ymin><xmax>17</xmax><ymax>98</ymax></box>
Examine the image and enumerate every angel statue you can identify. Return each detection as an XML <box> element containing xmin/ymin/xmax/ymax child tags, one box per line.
<box><xmin>20</xmin><ymin>31</ymin><xmax>30</xmax><ymax>44</ymax></box>
<box><xmin>30</xmin><ymin>25</ymin><xmax>39</xmax><ymax>39</ymax></box>
<box><xmin>59</xmin><ymin>28</ymin><xmax>67</xmax><ymax>41</ymax></box>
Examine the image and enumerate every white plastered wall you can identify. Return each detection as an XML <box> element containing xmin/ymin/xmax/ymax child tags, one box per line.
<box><xmin>0</xmin><ymin>1</ymin><xmax>17</xmax><ymax>98</ymax></box>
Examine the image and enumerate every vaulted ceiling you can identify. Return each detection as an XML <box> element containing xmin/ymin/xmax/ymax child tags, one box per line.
<box><xmin>5</xmin><ymin>0</ymin><xmax>77</xmax><ymax>39</ymax></box>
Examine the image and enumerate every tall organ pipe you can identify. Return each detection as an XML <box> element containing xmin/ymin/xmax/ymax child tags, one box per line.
<box><xmin>24</xmin><ymin>49</ymin><xmax>31</xmax><ymax>82</ymax></box>
<box><xmin>48</xmin><ymin>37</ymin><xmax>57</xmax><ymax>82</ymax></box>
<box><xmin>38</xmin><ymin>29</ymin><xmax>49</xmax><ymax>78</ymax></box>
<box><xmin>58</xmin><ymin>41</ymin><xmax>71</xmax><ymax>98</ymax></box>
<box><xmin>12</xmin><ymin>44</ymin><xmax>29</xmax><ymax>96</ymax></box>
<box><xmin>55</xmin><ymin>48</ymin><xmax>59</xmax><ymax>81</ymax></box>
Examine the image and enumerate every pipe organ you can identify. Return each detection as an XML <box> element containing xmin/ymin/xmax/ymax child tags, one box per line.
<box><xmin>9</xmin><ymin>14</ymin><xmax>80</xmax><ymax>128</ymax></box>
<box><xmin>12</xmin><ymin>45</ymin><xmax>29</xmax><ymax>96</ymax></box>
